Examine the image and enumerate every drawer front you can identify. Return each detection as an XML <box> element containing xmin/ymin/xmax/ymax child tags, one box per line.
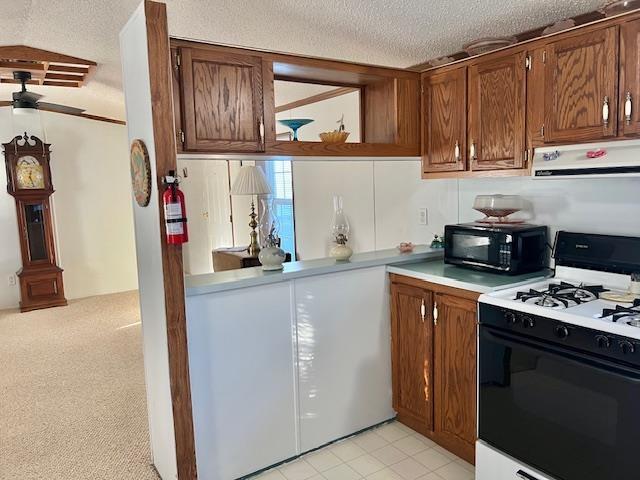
<box><xmin>28</xmin><ymin>276</ymin><xmax>59</xmax><ymax>298</ymax></box>
<box><xmin>476</xmin><ymin>441</ymin><xmax>556</xmax><ymax>480</ymax></box>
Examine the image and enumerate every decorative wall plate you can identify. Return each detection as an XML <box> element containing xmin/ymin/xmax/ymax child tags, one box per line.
<box><xmin>462</xmin><ymin>36</ymin><xmax>517</xmax><ymax>56</ymax></box>
<box><xmin>130</xmin><ymin>139</ymin><xmax>152</xmax><ymax>207</ymax></box>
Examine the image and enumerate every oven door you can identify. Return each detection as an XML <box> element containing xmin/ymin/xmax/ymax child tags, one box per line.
<box><xmin>479</xmin><ymin>326</ymin><xmax>640</xmax><ymax>480</ymax></box>
<box><xmin>444</xmin><ymin>228</ymin><xmax>508</xmax><ymax>271</ymax></box>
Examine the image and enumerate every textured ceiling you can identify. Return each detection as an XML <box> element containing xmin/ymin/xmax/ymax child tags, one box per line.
<box><xmin>0</xmin><ymin>0</ymin><xmax>604</xmax><ymax>120</ymax></box>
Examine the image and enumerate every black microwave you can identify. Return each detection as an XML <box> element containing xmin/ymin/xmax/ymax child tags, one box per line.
<box><xmin>444</xmin><ymin>223</ymin><xmax>548</xmax><ymax>274</ymax></box>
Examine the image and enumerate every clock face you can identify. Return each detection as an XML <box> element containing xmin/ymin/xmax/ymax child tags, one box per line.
<box><xmin>16</xmin><ymin>156</ymin><xmax>45</xmax><ymax>189</ymax></box>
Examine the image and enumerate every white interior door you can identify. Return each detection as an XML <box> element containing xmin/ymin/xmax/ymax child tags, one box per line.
<box><xmin>179</xmin><ymin>160</ymin><xmax>233</xmax><ymax>275</ymax></box>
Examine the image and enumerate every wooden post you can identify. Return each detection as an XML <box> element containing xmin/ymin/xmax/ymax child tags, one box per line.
<box><xmin>121</xmin><ymin>1</ymin><xmax>197</xmax><ymax>478</ymax></box>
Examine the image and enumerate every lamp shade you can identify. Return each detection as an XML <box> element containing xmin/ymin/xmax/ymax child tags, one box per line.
<box><xmin>231</xmin><ymin>165</ymin><xmax>272</xmax><ymax>195</ymax></box>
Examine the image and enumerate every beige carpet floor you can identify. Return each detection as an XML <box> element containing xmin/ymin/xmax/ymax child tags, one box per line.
<box><xmin>0</xmin><ymin>291</ymin><xmax>159</xmax><ymax>480</ymax></box>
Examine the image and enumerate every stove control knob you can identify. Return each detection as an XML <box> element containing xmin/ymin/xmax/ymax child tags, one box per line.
<box><xmin>620</xmin><ymin>340</ymin><xmax>636</xmax><ymax>355</ymax></box>
<box><xmin>595</xmin><ymin>335</ymin><xmax>611</xmax><ymax>349</ymax></box>
<box><xmin>555</xmin><ymin>325</ymin><xmax>570</xmax><ymax>339</ymax></box>
<box><xmin>522</xmin><ymin>316</ymin><xmax>536</xmax><ymax>329</ymax></box>
<box><xmin>504</xmin><ymin>311</ymin><xmax>518</xmax><ymax>324</ymax></box>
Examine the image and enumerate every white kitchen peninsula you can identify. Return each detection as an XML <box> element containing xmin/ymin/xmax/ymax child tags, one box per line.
<box><xmin>184</xmin><ymin>247</ymin><xmax>443</xmax><ymax>480</ymax></box>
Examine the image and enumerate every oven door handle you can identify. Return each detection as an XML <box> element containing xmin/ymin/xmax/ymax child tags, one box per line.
<box><xmin>516</xmin><ymin>470</ymin><xmax>540</xmax><ymax>480</ymax></box>
<box><xmin>482</xmin><ymin>327</ymin><xmax>640</xmax><ymax>382</ymax></box>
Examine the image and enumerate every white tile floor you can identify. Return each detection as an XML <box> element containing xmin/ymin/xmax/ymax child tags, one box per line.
<box><xmin>252</xmin><ymin>421</ymin><xmax>475</xmax><ymax>480</ymax></box>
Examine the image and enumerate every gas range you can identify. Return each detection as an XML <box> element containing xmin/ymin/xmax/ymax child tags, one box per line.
<box><xmin>477</xmin><ymin>231</ymin><xmax>640</xmax><ymax>480</ymax></box>
<box><xmin>480</xmin><ymin>267</ymin><xmax>640</xmax><ymax>340</ymax></box>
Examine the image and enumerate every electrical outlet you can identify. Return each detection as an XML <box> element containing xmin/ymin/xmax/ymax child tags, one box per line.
<box><xmin>8</xmin><ymin>275</ymin><xmax>16</xmax><ymax>286</ymax></box>
<box><xmin>418</xmin><ymin>207</ymin><xmax>428</xmax><ymax>225</ymax></box>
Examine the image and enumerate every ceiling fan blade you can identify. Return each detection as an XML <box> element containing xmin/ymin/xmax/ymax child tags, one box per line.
<box><xmin>38</xmin><ymin>102</ymin><xmax>86</xmax><ymax>115</ymax></box>
<box><xmin>0</xmin><ymin>100</ymin><xmax>12</xmax><ymax>107</ymax></box>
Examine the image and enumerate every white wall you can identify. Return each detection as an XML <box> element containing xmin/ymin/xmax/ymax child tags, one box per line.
<box><xmin>293</xmin><ymin>161</ymin><xmax>375</xmax><ymax>259</ymax></box>
<box><xmin>178</xmin><ymin>157</ymin><xmax>640</xmax><ymax>266</ymax></box>
<box><xmin>0</xmin><ymin>108</ymin><xmax>137</xmax><ymax>309</ymax></box>
<box><xmin>120</xmin><ymin>4</ymin><xmax>177</xmax><ymax>479</ymax></box>
<box><xmin>294</xmin><ymin>160</ymin><xmax>640</xmax><ymax>260</ymax></box>
<box><xmin>457</xmin><ymin>176</ymin><xmax>640</xmax><ymax>238</ymax></box>
<box><xmin>275</xmin><ymin>80</ymin><xmax>361</xmax><ymax>142</ymax></box>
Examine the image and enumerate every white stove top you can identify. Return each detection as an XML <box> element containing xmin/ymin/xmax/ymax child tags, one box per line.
<box><xmin>479</xmin><ymin>266</ymin><xmax>640</xmax><ymax>340</ymax></box>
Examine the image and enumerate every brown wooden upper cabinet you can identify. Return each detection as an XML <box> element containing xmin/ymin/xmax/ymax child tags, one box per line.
<box><xmin>619</xmin><ymin>19</ymin><xmax>640</xmax><ymax>137</ymax></box>
<box><xmin>468</xmin><ymin>52</ymin><xmax>527</xmax><ymax>171</ymax></box>
<box><xmin>422</xmin><ymin>67</ymin><xmax>467</xmax><ymax>173</ymax></box>
<box><xmin>178</xmin><ymin>47</ymin><xmax>265</xmax><ymax>152</ymax></box>
<box><xmin>544</xmin><ymin>27</ymin><xmax>619</xmax><ymax>143</ymax></box>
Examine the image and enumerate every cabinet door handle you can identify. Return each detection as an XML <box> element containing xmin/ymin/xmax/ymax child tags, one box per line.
<box><xmin>603</xmin><ymin>96</ymin><xmax>610</xmax><ymax>127</ymax></box>
<box><xmin>625</xmin><ymin>92</ymin><xmax>633</xmax><ymax>125</ymax></box>
<box><xmin>258</xmin><ymin>117</ymin><xmax>265</xmax><ymax>143</ymax></box>
<box><xmin>454</xmin><ymin>141</ymin><xmax>460</xmax><ymax>160</ymax></box>
<box><xmin>420</xmin><ymin>299</ymin><xmax>426</xmax><ymax>323</ymax></box>
<box><xmin>470</xmin><ymin>142</ymin><xmax>477</xmax><ymax>161</ymax></box>
<box><xmin>515</xmin><ymin>470</ymin><xmax>540</xmax><ymax>480</ymax></box>
<box><xmin>433</xmin><ymin>302</ymin><xmax>438</xmax><ymax>326</ymax></box>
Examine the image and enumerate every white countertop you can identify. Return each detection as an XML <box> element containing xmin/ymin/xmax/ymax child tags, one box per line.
<box><xmin>388</xmin><ymin>261</ymin><xmax>552</xmax><ymax>294</ymax></box>
<box><xmin>185</xmin><ymin>245</ymin><xmax>444</xmax><ymax>296</ymax></box>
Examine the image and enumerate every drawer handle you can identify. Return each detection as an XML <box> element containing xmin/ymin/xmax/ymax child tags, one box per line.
<box><xmin>625</xmin><ymin>92</ymin><xmax>633</xmax><ymax>125</ymax></box>
<box><xmin>420</xmin><ymin>299</ymin><xmax>426</xmax><ymax>323</ymax></box>
<box><xmin>258</xmin><ymin>117</ymin><xmax>265</xmax><ymax>144</ymax></box>
<box><xmin>454</xmin><ymin>141</ymin><xmax>460</xmax><ymax>160</ymax></box>
<box><xmin>603</xmin><ymin>96</ymin><xmax>610</xmax><ymax>127</ymax></box>
<box><xmin>516</xmin><ymin>470</ymin><xmax>539</xmax><ymax>480</ymax></box>
<box><xmin>470</xmin><ymin>142</ymin><xmax>477</xmax><ymax>161</ymax></box>
<box><xmin>433</xmin><ymin>302</ymin><xmax>438</xmax><ymax>326</ymax></box>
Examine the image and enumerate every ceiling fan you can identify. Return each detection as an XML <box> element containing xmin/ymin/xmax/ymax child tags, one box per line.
<box><xmin>0</xmin><ymin>71</ymin><xmax>85</xmax><ymax>115</ymax></box>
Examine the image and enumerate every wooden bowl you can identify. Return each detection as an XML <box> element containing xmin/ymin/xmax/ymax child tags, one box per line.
<box><xmin>319</xmin><ymin>131</ymin><xmax>350</xmax><ymax>143</ymax></box>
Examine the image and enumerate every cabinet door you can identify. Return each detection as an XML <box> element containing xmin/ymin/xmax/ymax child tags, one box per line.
<box><xmin>186</xmin><ymin>282</ymin><xmax>298</xmax><ymax>479</ymax></box>
<box><xmin>468</xmin><ymin>52</ymin><xmax>526</xmax><ymax>171</ymax></box>
<box><xmin>391</xmin><ymin>282</ymin><xmax>433</xmax><ymax>435</ymax></box>
<box><xmin>619</xmin><ymin>19</ymin><xmax>640</xmax><ymax>137</ymax></box>
<box><xmin>434</xmin><ymin>293</ymin><xmax>477</xmax><ymax>464</ymax></box>
<box><xmin>422</xmin><ymin>68</ymin><xmax>466</xmax><ymax>173</ymax></box>
<box><xmin>545</xmin><ymin>26</ymin><xmax>618</xmax><ymax>143</ymax></box>
<box><xmin>180</xmin><ymin>47</ymin><xmax>265</xmax><ymax>152</ymax></box>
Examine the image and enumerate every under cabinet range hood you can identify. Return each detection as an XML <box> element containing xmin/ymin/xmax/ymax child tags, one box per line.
<box><xmin>532</xmin><ymin>140</ymin><xmax>640</xmax><ymax>179</ymax></box>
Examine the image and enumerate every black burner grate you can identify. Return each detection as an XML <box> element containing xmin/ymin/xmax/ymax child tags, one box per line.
<box><xmin>515</xmin><ymin>282</ymin><xmax>607</xmax><ymax>309</ymax></box>
<box><xmin>602</xmin><ymin>299</ymin><xmax>640</xmax><ymax>322</ymax></box>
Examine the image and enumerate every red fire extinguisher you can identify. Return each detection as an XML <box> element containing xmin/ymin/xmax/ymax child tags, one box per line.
<box><xmin>162</xmin><ymin>170</ymin><xmax>188</xmax><ymax>245</ymax></box>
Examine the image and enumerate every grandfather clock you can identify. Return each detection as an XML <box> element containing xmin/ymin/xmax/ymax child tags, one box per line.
<box><xmin>3</xmin><ymin>133</ymin><xmax>67</xmax><ymax>312</ymax></box>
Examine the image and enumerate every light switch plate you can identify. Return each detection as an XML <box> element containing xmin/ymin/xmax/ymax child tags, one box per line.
<box><xmin>419</xmin><ymin>207</ymin><xmax>428</xmax><ymax>225</ymax></box>
<box><xmin>8</xmin><ymin>275</ymin><xmax>16</xmax><ymax>286</ymax></box>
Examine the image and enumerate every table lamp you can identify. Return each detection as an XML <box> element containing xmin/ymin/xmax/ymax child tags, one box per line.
<box><xmin>231</xmin><ymin>165</ymin><xmax>272</xmax><ymax>256</ymax></box>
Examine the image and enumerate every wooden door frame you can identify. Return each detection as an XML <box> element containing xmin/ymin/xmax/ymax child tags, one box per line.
<box><xmin>144</xmin><ymin>1</ymin><xmax>197</xmax><ymax>478</ymax></box>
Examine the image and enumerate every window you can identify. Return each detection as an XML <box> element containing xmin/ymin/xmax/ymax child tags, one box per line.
<box><xmin>261</xmin><ymin>160</ymin><xmax>296</xmax><ymax>259</ymax></box>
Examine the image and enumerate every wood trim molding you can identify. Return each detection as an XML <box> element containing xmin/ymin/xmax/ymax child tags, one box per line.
<box><xmin>274</xmin><ymin>86</ymin><xmax>358</xmax><ymax>113</ymax></box>
<box><xmin>410</xmin><ymin>8</ymin><xmax>636</xmax><ymax>72</ymax></box>
<box><xmin>0</xmin><ymin>45</ymin><xmax>97</xmax><ymax>88</ymax></box>
<box><xmin>144</xmin><ymin>1</ymin><xmax>197</xmax><ymax>479</ymax></box>
<box><xmin>0</xmin><ymin>45</ymin><xmax>96</xmax><ymax>66</ymax></box>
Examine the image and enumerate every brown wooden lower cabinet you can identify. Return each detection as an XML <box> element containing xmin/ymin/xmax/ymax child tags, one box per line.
<box><xmin>390</xmin><ymin>274</ymin><xmax>478</xmax><ymax>464</ymax></box>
